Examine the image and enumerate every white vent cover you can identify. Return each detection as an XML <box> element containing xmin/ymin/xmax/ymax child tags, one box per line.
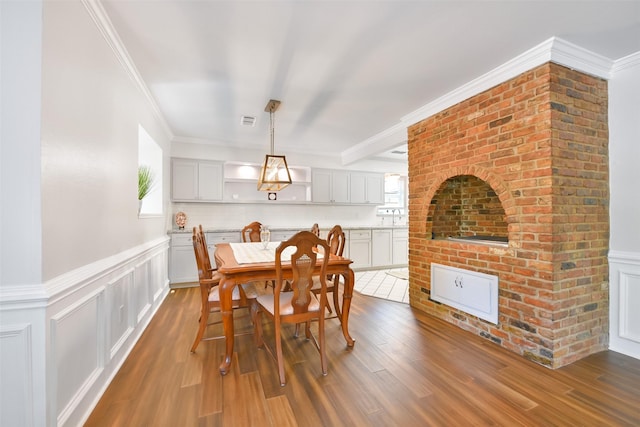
<box><xmin>240</xmin><ymin>115</ymin><xmax>256</xmax><ymax>126</ymax></box>
<box><xmin>431</xmin><ymin>263</ymin><xmax>499</xmax><ymax>324</ymax></box>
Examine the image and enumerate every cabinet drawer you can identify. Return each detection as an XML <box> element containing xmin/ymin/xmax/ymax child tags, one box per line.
<box><xmin>171</xmin><ymin>233</ymin><xmax>194</xmax><ymax>247</ymax></box>
<box><xmin>349</xmin><ymin>229</ymin><xmax>371</xmax><ymax>240</ymax></box>
<box><xmin>206</xmin><ymin>232</ymin><xmax>240</xmax><ymax>244</ymax></box>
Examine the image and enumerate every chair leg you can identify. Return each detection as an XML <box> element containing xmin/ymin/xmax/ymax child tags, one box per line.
<box><xmin>333</xmin><ymin>287</ymin><xmax>342</xmax><ymax>320</ymax></box>
<box><xmin>190</xmin><ymin>305</ymin><xmax>209</xmax><ymax>353</ymax></box>
<box><xmin>293</xmin><ymin>323</ymin><xmax>300</xmax><ymax>338</ymax></box>
<box><xmin>275</xmin><ymin>320</ymin><xmax>286</xmax><ymax>386</ymax></box>
<box><xmin>319</xmin><ymin>312</ymin><xmax>327</xmax><ymax>376</ymax></box>
<box><xmin>305</xmin><ymin>321</ymin><xmax>311</xmax><ymax>340</ymax></box>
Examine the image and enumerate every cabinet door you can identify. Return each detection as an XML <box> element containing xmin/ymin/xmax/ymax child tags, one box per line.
<box><xmin>349</xmin><ymin>173</ymin><xmax>367</xmax><ymax>204</ymax></box>
<box><xmin>331</xmin><ymin>170</ymin><xmax>350</xmax><ymax>203</ymax></box>
<box><xmin>170</xmin><ymin>245</ymin><xmax>197</xmax><ymax>284</ymax></box>
<box><xmin>198</xmin><ymin>161</ymin><xmax>223</xmax><ymax>201</ymax></box>
<box><xmin>372</xmin><ymin>229</ymin><xmax>393</xmax><ymax>266</ymax></box>
<box><xmin>392</xmin><ymin>229</ymin><xmax>408</xmax><ymax>265</ymax></box>
<box><xmin>350</xmin><ymin>172</ymin><xmax>384</xmax><ymax>204</ymax></box>
<box><xmin>311</xmin><ymin>169</ymin><xmax>332</xmax><ymax>203</ymax></box>
<box><xmin>348</xmin><ymin>230</ymin><xmax>372</xmax><ymax>269</ymax></box>
<box><xmin>365</xmin><ymin>174</ymin><xmax>385</xmax><ymax>205</ymax></box>
<box><xmin>349</xmin><ymin>239</ymin><xmax>371</xmax><ymax>269</ymax></box>
<box><xmin>171</xmin><ymin>159</ymin><xmax>199</xmax><ymax>201</ymax></box>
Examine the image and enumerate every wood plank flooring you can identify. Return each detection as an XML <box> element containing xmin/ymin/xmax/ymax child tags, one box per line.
<box><xmin>85</xmin><ymin>287</ymin><xmax>640</xmax><ymax>426</ymax></box>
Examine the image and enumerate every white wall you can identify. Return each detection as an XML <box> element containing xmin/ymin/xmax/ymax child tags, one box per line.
<box><xmin>40</xmin><ymin>1</ymin><xmax>170</xmax><ymax>280</ymax></box>
<box><xmin>608</xmin><ymin>52</ymin><xmax>640</xmax><ymax>360</ymax></box>
<box><xmin>1</xmin><ymin>1</ymin><xmax>172</xmax><ymax>426</ymax></box>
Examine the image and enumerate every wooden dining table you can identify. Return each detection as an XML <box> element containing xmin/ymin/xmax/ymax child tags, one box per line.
<box><xmin>214</xmin><ymin>241</ymin><xmax>356</xmax><ymax>375</ymax></box>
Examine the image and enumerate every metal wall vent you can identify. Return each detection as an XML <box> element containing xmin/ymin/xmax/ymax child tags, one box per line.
<box><xmin>240</xmin><ymin>115</ymin><xmax>256</xmax><ymax>127</ymax></box>
<box><xmin>391</xmin><ymin>150</ymin><xmax>407</xmax><ymax>154</ymax></box>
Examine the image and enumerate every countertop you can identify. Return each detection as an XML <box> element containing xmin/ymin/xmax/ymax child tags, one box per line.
<box><xmin>168</xmin><ymin>225</ymin><xmax>408</xmax><ymax>234</ymax></box>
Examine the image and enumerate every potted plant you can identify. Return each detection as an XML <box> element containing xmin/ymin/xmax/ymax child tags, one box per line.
<box><xmin>138</xmin><ymin>165</ymin><xmax>156</xmax><ymax>214</ymax></box>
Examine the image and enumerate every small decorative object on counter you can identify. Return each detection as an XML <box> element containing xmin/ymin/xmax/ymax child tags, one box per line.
<box><xmin>175</xmin><ymin>211</ymin><xmax>187</xmax><ymax>230</ymax></box>
<box><xmin>260</xmin><ymin>225</ymin><xmax>271</xmax><ymax>249</ymax></box>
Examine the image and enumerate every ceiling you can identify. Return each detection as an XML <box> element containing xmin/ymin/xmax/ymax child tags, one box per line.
<box><xmin>101</xmin><ymin>1</ymin><xmax>640</xmax><ymax>164</ymax></box>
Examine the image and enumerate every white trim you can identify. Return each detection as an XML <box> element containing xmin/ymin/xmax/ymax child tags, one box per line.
<box><xmin>611</xmin><ymin>51</ymin><xmax>640</xmax><ymax>74</ymax></box>
<box><xmin>609</xmin><ymin>250</ymin><xmax>640</xmax><ymax>265</ymax></box>
<box><xmin>80</xmin><ymin>0</ymin><xmax>173</xmax><ymax>140</ymax></box>
<box><xmin>343</xmin><ymin>37</ymin><xmax>617</xmax><ymax>165</ymax></box>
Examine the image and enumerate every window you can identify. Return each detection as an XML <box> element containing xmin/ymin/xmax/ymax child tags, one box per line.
<box><xmin>138</xmin><ymin>125</ymin><xmax>163</xmax><ymax>216</ymax></box>
<box><xmin>377</xmin><ymin>174</ymin><xmax>407</xmax><ymax>216</ymax></box>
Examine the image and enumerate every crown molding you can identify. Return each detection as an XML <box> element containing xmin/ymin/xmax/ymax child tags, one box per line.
<box><xmin>612</xmin><ymin>51</ymin><xmax>640</xmax><ymax>75</ymax></box>
<box><xmin>81</xmin><ymin>0</ymin><xmax>174</xmax><ymax>140</ymax></box>
<box><xmin>343</xmin><ymin>37</ymin><xmax>617</xmax><ymax>164</ymax></box>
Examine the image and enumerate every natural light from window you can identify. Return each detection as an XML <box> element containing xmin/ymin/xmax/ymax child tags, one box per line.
<box><xmin>138</xmin><ymin>125</ymin><xmax>163</xmax><ymax>216</ymax></box>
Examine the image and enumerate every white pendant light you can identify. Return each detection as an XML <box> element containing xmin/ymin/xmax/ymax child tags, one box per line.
<box><xmin>257</xmin><ymin>99</ymin><xmax>292</xmax><ymax>191</ymax></box>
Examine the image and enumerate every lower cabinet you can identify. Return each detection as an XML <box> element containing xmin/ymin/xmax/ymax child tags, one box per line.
<box><xmin>206</xmin><ymin>231</ymin><xmax>241</xmax><ymax>268</ymax></box>
<box><xmin>392</xmin><ymin>228</ymin><xmax>409</xmax><ymax>265</ymax></box>
<box><xmin>348</xmin><ymin>229</ymin><xmax>372</xmax><ymax>269</ymax></box>
<box><xmin>372</xmin><ymin>229</ymin><xmax>393</xmax><ymax>266</ymax></box>
<box><xmin>170</xmin><ymin>231</ymin><xmax>242</xmax><ymax>284</ymax></box>
<box><xmin>169</xmin><ymin>233</ymin><xmax>197</xmax><ymax>284</ymax></box>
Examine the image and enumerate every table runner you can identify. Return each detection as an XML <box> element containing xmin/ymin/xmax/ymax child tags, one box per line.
<box><xmin>230</xmin><ymin>242</ymin><xmax>324</xmax><ymax>264</ymax></box>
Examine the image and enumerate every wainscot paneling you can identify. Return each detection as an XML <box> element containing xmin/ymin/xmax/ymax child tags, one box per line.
<box><xmin>0</xmin><ymin>323</ymin><xmax>34</xmax><ymax>427</ymax></box>
<box><xmin>609</xmin><ymin>250</ymin><xmax>640</xmax><ymax>360</ymax></box>
<box><xmin>0</xmin><ymin>236</ymin><xmax>170</xmax><ymax>427</ymax></box>
<box><xmin>51</xmin><ymin>287</ymin><xmax>105</xmax><ymax>425</ymax></box>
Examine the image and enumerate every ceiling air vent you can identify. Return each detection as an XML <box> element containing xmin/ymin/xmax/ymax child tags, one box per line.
<box><xmin>240</xmin><ymin>115</ymin><xmax>256</xmax><ymax>127</ymax></box>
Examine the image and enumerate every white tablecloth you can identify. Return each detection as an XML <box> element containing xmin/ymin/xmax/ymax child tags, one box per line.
<box><xmin>230</xmin><ymin>242</ymin><xmax>324</xmax><ymax>264</ymax></box>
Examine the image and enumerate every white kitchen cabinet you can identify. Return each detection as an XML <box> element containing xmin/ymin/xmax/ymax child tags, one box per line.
<box><xmin>269</xmin><ymin>229</ymin><xmax>301</xmax><ymax>243</ymax></box>
<box><xmin>348</xmin><ymin>229</ymin><xmax>372</xmax><ymax>269</ymax></box>
<box><xmin>171</xmin><ymin>158</ymin><xmax>223</xmax><ymax>202</ymax></box>
<box><xmin>311</xmin><ymin>169</ymin><xmax>350</xmax><ymax>203</ymax></box>
<box><xmin>372</xmin><ymin>229</ymin><xmax>393</xmax><ymax>267</ymax></box>
<box><xmin>392</xmin><ymin>228</ymin><xmax>408</xmax><ymax>265</ymax></box>
<box><xmin>169</xmin><ymin>233</ymin><xmax>197</xmax><ymax>284</ymax></box>
<box><xmin>206</xmin><ymin>231</ymin><xmax>241</xmax><ymax>267</ymax></box>
<box><xmin>223</xmin><ymin>162</ymin><xmax>311</xmax><ymax>203</ymax></box>
<box><xmin>350</xmin><ymin>172</ymin><xmax>384</xmax><ymax>205</ymax></box>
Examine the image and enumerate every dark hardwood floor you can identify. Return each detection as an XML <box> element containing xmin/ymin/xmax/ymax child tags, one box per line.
<box><xmin>85</xmin><ymin>287</ymin><xmax>640</xmax><ymax>426</ymax></box>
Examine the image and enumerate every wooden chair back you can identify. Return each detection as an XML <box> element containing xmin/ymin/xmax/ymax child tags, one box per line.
<box><xmin>326</xmin><ymin>224</ymin><xmax>346</xmax><ymax>257</ymax></box>
<box><xmin>275</xmin><ymin>231</ymin><xmax>330</xmax><ymax>317</ymax></box>
<box><xmin>310</xmin><ymin>223</ymin><xmax>320</xmax><ymax>237</ymax></box>
<box><xmin>241</xmin><ymin>221</ymin><xmax>263</xmax><ymax>242</ymax></box>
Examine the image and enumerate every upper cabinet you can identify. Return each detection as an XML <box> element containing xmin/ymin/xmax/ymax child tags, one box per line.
<box><xmin>350</xmin><ymin>172</ymin><xmax>384</xmax><ymax>204</ymax></box>
<box><xmin>223</xmin><ymin>162</ymin><xmax>311</xmax><ymax>203</ymax></box>
<box><xmin>311</xmin><ymin>169</ymin><xmax>350</xmax><ymax>203</ymax></box>
<box><xmin>170</xmin><ymin>158</ymin><xmax>384</xmax><ymax>205</ymax></box>
<box><xmin>171</xmin><ymin>158</ymin><xmax>223</xmax><ymax>202</ymax></box>
<box><xmin>312</xmin><ymin>169</ymin><xmax>384</xmax><ymax>205</ymax></box>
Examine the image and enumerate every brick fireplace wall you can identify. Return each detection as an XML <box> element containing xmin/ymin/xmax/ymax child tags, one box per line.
<box><xmin>408</xmin><ymin>63</ymin><xmax>609</xmax><ymax>368</ymax></box>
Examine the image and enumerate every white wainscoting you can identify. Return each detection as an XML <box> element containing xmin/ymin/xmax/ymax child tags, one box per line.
<box><xmin>609</xmin><ymin>250</ymin><xmax>640</xmax><ymax>361</ymax></box>
<box><xmin>0</xmin><ymin>236</ymin><xmax>169</xmax><ymax>427</ymax></box>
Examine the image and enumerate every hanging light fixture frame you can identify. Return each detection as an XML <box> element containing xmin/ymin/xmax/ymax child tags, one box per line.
<box><xmin>257</xmin><ymin>99</ymin><xmax>292</xmax><ymax>192</ymax></box>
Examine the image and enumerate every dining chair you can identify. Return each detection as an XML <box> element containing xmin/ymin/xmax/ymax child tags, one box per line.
<box><xmin>254</xmin><ymin>231</ymin><xmax>331</xmax><ymax>386</ymax></box>
<box><xmin>310</xmin><ymin>223</ymin><xmax>320</xmax><ymax>237</ymax></box>
<box><xmin>312</xmin><ymin>224</ymin><xmax>346</xmax><ymax>318</ymax></box>
<box><xmin>241</xmin><ymin>221</ymin><xmax>263</xmax><ymax>242</ymax></box>
<box><xmin>190</xmin><ymin>225</ymin><xmax>259</xmax><ymax>352</ymax></box>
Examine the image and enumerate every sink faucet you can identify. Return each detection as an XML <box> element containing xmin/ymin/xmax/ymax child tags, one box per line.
<box><xmin>392</xmin><ymin>208</ymin><xmax>401</xmax><ymax>226</ymax></box>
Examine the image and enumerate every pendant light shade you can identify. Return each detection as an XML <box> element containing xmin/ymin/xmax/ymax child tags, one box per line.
<box><xmin>257</xmin><ymin>99</ymin><xmax>292</xmax><ymax>191</ymax></box>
